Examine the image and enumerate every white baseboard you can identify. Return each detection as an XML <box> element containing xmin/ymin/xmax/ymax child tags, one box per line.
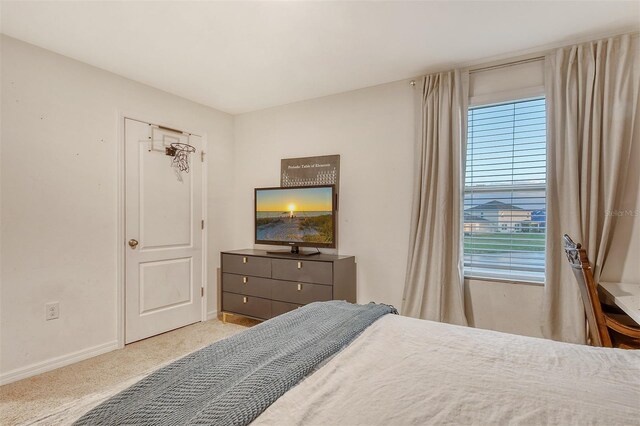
<box><xmin>0</xmin><ymin>340</ymin><xmax>119</xmax><ymax>386</ymax></box>
<box><xmin>206</xmin><ymin>310</ymin><xmax>218</xmax><ymax>321</ymax></box>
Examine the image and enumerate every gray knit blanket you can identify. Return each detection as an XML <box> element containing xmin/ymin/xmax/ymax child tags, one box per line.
<box><xmin>74</xmin><ymin>301</ymin><xmax>397</xmax><ymax>426</ymax></box>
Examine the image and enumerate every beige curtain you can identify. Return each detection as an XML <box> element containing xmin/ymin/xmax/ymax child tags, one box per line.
<box><xmin>402</xmin><ymin>70</ymin><xmax>468</xmax><ymax>325</ymax></box>
<box><xmin>543</xmin><ymin>34</ymin><xmax>639</xmax><ymax>343</ymax></box>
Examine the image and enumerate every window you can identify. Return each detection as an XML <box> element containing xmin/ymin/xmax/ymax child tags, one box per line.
<box><xmin>463</xmin><ymin>98</ymin><xmax>546</xmax><ymax>282</ymax></box>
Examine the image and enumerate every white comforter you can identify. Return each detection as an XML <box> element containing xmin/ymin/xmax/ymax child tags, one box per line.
<box><xmin>253</xmin><ymin>314</ymin><xmax>640</xmax><ymax>426</ymax></box>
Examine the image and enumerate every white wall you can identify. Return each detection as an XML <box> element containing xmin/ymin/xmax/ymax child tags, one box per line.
<box><xmin>465</xmin><ymin>279</ymin><xmax>544</xmax><ymax>338</ymax></box>
<box><xmin>233</xmin><ymin>81</ymin><xmax>415</xmax><ymax>308</ymax></box>
<box><xmin>0</xmin><ymin>36</ymin><xmax>234</xmax><ymax>381</ymax></box>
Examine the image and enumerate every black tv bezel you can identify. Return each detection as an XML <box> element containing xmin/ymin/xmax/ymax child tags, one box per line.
<box><xmin>254</xmin><ymin>184</ymin><xmax>337</xmax><ymax>249</ymax></box>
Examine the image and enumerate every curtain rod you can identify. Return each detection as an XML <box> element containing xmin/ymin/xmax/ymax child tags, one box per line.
<box><xmin>468</xmin><ymin>56</ymin><xmax>545</xmax><ymax>74</ymax></box>
<box><xmin>409</xmin><ymin>30</ymin><xmax>638</xmax><ymax>86</ymax></box>
<box><xmin>410</xmin><ymin>55</ymin><xmax>545</xmax><ymax>86</ymax></box>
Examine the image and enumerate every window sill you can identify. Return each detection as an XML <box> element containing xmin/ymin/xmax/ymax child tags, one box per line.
<box><xmin>464</xmin><ymin>275</ymin><xmax>544</xmax><ymax>286</ymax></box>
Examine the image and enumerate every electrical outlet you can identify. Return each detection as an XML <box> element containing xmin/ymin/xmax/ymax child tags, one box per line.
<box><xmin>45</xmin><ymin>302</ymin><xmax>59</xmax><ymax>321</ymax></box>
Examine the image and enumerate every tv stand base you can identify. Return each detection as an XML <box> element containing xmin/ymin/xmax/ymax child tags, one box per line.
<box><xmin>266</xmin><ymin>246</ymin><xmax>321</xmax><ymax>256</ymax></box>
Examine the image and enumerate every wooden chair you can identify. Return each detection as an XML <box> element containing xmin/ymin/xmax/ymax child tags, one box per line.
<box><xmin>563</xmin><ymin>234</ymin><xmax>640</xmax><ymax>349</ymax></box>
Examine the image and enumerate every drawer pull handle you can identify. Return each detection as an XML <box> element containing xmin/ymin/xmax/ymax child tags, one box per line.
<box><xmin>243</xmin><ymin>296</ymin><xmax>248</xmax><ymax>304</ymax></box>
<box><xmin>297</xmin><ymin>261</ymin><xmax>302</xmax><ymax>269</ymax></box>
<box><xmin>297</xmin><ymin>283</ymin><xmax>302</xmax><ymax>291</ymax></box>
<box><xmin>243</xmin><ymin>257</ymin><xmax>248</xmax><ymax>264</ymax></box>
<box><xmin>243</xmin><ymin>276</ymin><xmax>248</xmax><ymax>284</ymax></box>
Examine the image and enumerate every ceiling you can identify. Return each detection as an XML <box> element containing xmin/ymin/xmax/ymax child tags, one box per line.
<box><xmin>1</xmin><ymin>1</ymin><xmax>638</xmax><ymax>114</ymax></box>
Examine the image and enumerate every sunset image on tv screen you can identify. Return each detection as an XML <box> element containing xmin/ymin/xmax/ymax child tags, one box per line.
<box><xmin>256</xmin><ymin>187</ymin><xmax>333</xmax><ymax>244</ymax></box>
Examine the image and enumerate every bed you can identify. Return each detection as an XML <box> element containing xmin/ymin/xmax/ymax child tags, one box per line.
<box><xmin>70</xmin><ymin>301</ymin><xmax>638</xmax><ymax>425</ymax></box>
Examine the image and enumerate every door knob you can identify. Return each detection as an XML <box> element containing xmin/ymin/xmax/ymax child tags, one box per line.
<box><xmin>128</xmin><ymin>239</ymin><xmax>139</xmax><ymax>249</ymax></box>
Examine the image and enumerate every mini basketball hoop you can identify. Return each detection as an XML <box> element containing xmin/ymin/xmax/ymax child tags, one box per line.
<box><xmin>169</xmin><ymin>142</ymin><xmax>196</xmax><ymax>173</ymax></box>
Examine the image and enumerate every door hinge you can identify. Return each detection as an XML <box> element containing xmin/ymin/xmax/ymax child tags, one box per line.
<box><xmin>201</xmin><ymin>151</ymin><xmax>205</xmax><ymax>162</ymax></box>
<box><xmin>201</xmin><ymin>287</ymin><xmax>204</xmax><ymax>297</ymax></box>
<box><xmin>201</xmin><ymin>219</ymin><xmax>205</xmax><ymax>230</ymax></box>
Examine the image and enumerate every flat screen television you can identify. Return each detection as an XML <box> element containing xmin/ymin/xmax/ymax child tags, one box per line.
<box><xmin>255</xmin><ymin>185</ymin><xmax>336</xmax><ymax>255</ymax></box>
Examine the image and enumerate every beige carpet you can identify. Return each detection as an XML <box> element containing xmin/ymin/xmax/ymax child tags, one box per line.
<box><xmin>0</xmin><ymin>316</ymin><xmax>258</xmax><ymax>425</ymax></box>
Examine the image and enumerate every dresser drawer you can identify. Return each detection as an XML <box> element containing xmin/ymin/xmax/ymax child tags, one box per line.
<box><xmin>222</xmin><ymin>273</ymin><xmax>272</xmax><ymax>299</ymax></box>
<box><xmin>222</xmin><ymin>292</ymin><xmax>271</xmax><ymax>320</ymax></box>
<box><xmin>271</xmin><ymin>259</ymin><xmax>333</xmax><ymax>285</ymax></box>
<box><xmin>222</xmin><ymin>254</ymin><xmax>271</xmax><ymax>278</ymax></box>
<box><xmin>272</xmin><ymin>280</ymin><xmax>332</xmax><ymax>305</ymax></box>
<box><xmin>272</xmin><ymin>300</ymin><xmax>302</xmax><ymax>317</ymax></box>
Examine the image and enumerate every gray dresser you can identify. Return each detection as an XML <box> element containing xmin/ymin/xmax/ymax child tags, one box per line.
<box><xmin>220</xmin><ymin>249</ymin><xmax>356</xmax><ymax>321</ymax></box>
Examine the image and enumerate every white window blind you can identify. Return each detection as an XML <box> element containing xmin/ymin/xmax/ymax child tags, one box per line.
<box><xmin>464</xmin><ymin>98</ymin><xmax>546</xmax><ymax>282</ymax></box>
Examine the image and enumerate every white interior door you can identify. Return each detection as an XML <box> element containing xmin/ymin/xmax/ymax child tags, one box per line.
<box><xmin>125</xmin><ymin>118</ymin><xmax>203</xmax><ymax>344</ymax></box>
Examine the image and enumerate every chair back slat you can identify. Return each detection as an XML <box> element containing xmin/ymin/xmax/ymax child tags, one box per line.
<box><xmin>563</xmin><ymin>234</ymin><xmax>612</xmax><ymax>347</ymax></box>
